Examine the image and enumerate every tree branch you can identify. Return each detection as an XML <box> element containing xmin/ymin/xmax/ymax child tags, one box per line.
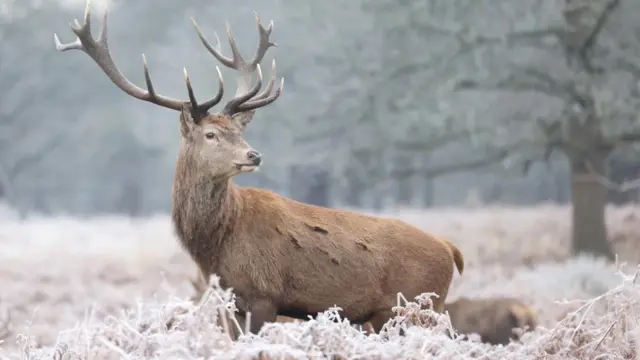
<box><xmin>497</xmin><ymin>28</ymin><xmax>565</xmax><ymax>46</ymax></box>
<box><xmin>586</xmin><ymin>160</ymin><xmax>640</xmax><ymax>192</ymax></box>
<box><xmin>454</xmin><ymin>64</ymin><xmax>585</xmax><ymax>104</ymax></box>
<box><xmin>617</xmin><ymin>133</ymin><xmax>640</xmax><ymax>143</ymax></box>
<box><xmin>419</xmin><ymin>21</ymin><xmax>564</xmax><ymax>48</ymax></box>
<box><xmin>604</xmin><ymin>132</ymin><xmax>640</xmax><ymax>148</ymax></box>
<box><xmin>560</xmin><ymin>0</ymin><xmax>622</xmax><ymax>73</ymax></box>
<box><xmin>612</xmin><ymin>57</ymin><xmax>640</xmax><ymax>79</ymax></box>
<box><xmin>386</xmin><ymin>24</ymin><xmax>562</xmax><ymax>81</ymax></box>
<box><xmin>578</xmin><ymin>0</ymin><xmax>621</xmax><ymax>59</ymax></box>
<box><xmin>8</xmin><ymin>132</ymin><xmax>67</xmax><ymax>179</ymax></box>
<box><xmin>389</xmin><ymin>148</ymin><xmax>512</xmax><ymax>182</ymax></box>
<box><xmin>395</xmin><ymin>125</ymin><xmax>493</xmax><ymax>153</ymax></box>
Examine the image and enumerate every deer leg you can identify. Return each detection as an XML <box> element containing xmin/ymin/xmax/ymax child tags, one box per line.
<box><xmin>362</xmin><ymin>322</ymin><xmax>376</xmax><ymax>335</ymax></box>
<box><xmin>368</xmin><ymin>310</ymin><xmax>395</xmax><ymax>334</ymax></box>
<box><xmin>246</xmin><ymin>298</ymin><xmax>278</xmax><ymax>334</ymax></box>
<box><xmin>433</xmin><ymin>289</ymin><xmax>448</xmax><ymax>314</ymax></box>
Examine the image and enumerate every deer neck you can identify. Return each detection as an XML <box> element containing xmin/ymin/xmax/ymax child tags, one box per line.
<box><xmin>171</xmin><ymin>156</ymin><xmax>242</xmax><ymax>273</ymax></box>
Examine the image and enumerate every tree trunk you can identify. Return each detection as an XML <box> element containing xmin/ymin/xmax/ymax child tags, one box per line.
<box><xmin>570</xmin><ymin>155</ymin><xmax>614</xmax><ymax>260</ymax></box>
<box><xmin>344</xmin><ymin>171</ymin><xmax>364</xmax><ymax>208</ymax></box>
<box><xmin>394</xmin><ymin>155</ymin><xmax>413</xmax><ymax>206</ymax></box>
<box><xmin>289</xmin><ymin>165</ymin><xmax>331</xmax><ymax>207</ymax></box>
<box><xmin>554</xmin><ymin>168</ymin><xmax>570</xmax><ymax>204</ymax></box>
<box><xmin>371</xmin><ymin>188</ymin><xmax>384</xmax><ymax>211</ymax></box>
<box><xmin>0</xmin><ymin>164</ymin><xmax>12</xmax><ymax>203</ymax></box>
<box><xmin>422</xmin><ymin>177</ymin><xmax>434</xmax><ymax>207</ymax></box>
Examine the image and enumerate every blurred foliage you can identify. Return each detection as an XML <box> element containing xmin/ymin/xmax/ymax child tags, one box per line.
<box><xmin>0</xmin><ymin>0</ymin><xmax>639</xmax><ymax>215</ymax></box>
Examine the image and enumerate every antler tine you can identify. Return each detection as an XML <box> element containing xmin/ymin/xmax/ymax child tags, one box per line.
<box><xmin>183</xmin><ymin>68</ymin><xmax>200</xmax><ymax>112</ymax></box>
<box><xmin>191</xmin><ymin>18</ymin><xmax>236</xmax><ymax>69</ymax></box>
<box><xmin>247</xmin><ymin>13</ymin><xmax>276</xmax><ymax>68</ymax></box>
<box><xmin>142</xmin><ymin>54</ymin><xmax>157</xmax><ymax>97</ymax></box>
<box><xmin>55</xmin><ymin>0</ymin><xmax>225</xmax><ymax>114</ymax></box>
<box><xmin>251</xmin><ymin>59</ymin><xmax>277</xmax><ymax>101</ymax></box>
<box><xmin>222</xmin><ymin>64</ymin><xmax>264</xmax><ymax>115</ymax></box>
<box><xmin>53</xmin><ymin>0</ymin><xmax>91</xmax><ymax>52</ymax></box>
<box><xmin>191</xmin><ymin>14</ymin><xmax>282</xmax><ymax>117</ymax></box>
<box><xmin>198</xmin><ymin>66</ymin><xmax>225</xmax><ymax>111</ymax></box>
<box><xmin>237</xmin><ymin>77</ymin><xmax>284</xmax><ymax>113</ymax></box>
<box><xmin>191</xmin><ymin>15</ymin><xmax>274</xmax><ymax>72</ymax></box>
<box><xmin>192</xmin><ymin>18</ymin><xmax>250</xmax><ymax>96</ymax></box>
<box><xmin>54</xmin><ymin>0</ymin><xmax>184</xmax><ymax>111</ymax></box>
<box><xmin>182</xmin><ymin>67</ymin><xmax>225</xmax><ymax>120</ymax></box>
<box><xmin>224</xmin><ymin>22</ymin><xmax>247</xmax><ymax>71</ymax></box>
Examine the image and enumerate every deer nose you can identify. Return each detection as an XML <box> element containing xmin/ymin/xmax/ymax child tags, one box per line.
<box><xmin>246</xmin><ymin>150</ymin><xmax>262</xmax><ymax>166</ymax></box>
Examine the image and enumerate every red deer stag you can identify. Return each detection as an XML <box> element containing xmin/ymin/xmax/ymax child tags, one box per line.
<box><xmin>54</xmin><ymin>1</ymin><xmax>465</xmax><ymax>337</ymax></box>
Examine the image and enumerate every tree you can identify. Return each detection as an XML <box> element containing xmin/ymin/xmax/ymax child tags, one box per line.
<box><xmin>0</xmin><ymin>4</ymin><xmax>77</xmax><ymax>209</ymax></box>
<box><xmin>606</xmin><ymin>149</ymin><xmax>640</xmax><ymax>204</ymax></box>
<box><xmin>289</xmin><ymin>165</ymin><xmax>331</xmax><ymax>207</ymax></box>
<box><xmin>443</xmin><ymin>0</ymin><xmax>640</xmax><ymax>260</ymax></box>
<box><xmin>288</xmin><ymin>0</ymin><xmax>513</xmax><ymax>209</ymax></box>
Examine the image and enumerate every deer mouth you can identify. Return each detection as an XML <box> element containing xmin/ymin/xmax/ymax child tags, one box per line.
<box><xmin>234</xmin><ymin>163</ymin><xmax>260</xmax><ymax>172</ymax></box>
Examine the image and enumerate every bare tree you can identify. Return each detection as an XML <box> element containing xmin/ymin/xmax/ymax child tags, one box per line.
<box><xmin>291</xmin><ymin>0</ymin><xmax>515</xmax><ymax>207</ymax></box>
<box><xmin>446</xmin><ymin>0</ymin><xmax>640</xmax><ymax>260</ymax></box>
<box><xmin>0</xmin><ymin>164</ymin><xmax>10</xmax><ymax>201</ymax></box>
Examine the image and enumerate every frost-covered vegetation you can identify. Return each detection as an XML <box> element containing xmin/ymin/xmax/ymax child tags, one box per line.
<box><xmin>0</xmin><ymin>203</ymin><xmax>639</xmax><ymax>359</ymax></box>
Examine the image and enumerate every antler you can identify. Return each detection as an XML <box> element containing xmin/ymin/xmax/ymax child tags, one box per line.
<box><xmin>191</xmin><ymin>14</ymin><xmax>284</xmax><ymax>116</ymax></box>
<box><xmin>53</xmin><ymin>0</ymin><xmax>224</xmax><ymax>119</ymax></box>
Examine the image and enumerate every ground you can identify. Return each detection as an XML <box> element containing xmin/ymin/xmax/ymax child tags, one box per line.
<box><xmin>0</xmin><ymin>203</ymin><xmax>639</xmax><ymax>359</ymax></box>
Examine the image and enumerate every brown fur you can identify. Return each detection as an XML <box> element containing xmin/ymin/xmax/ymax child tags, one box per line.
<box><xmin>189</xmin><ymin>270</ymin><xmax>381</xmax><ymax>336</ymax></box>
<box><xmin>444</xmin><ymin>297</ymin><xmax>537</xmax><ymax>346</ymax></box>
<box><xmin>177</xmin><ymin>173</ymin><xmax>465</xmax><ymax>334</ymax></box>
<box><xmin>444</xmin><ymin>239</ymin><xmax>464</xmax><ymax>276</ymax></box>
<box><xmin>171</xmin><ymin>112</ymin><xmax>465</xmax><ymax>337</ymax></box>
<box><xmin>188</xmin><ymin>269</ymin><xmax>299</xmax><ymax>325</ymax></box>
<box><xmin>54</xmin><ymin>6</ymin><xmax>465</xmax><ymax>339</ymax></box>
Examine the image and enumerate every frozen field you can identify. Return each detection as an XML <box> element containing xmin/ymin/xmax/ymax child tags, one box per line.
<box><xmin>0</xmin><ymin>203</ymin><xmax>639</xmax><ymax>359</ymax></box>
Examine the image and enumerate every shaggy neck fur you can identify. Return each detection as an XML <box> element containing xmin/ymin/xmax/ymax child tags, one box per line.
<box><xmin>171</xmin><ymin>149</ymin><xmax>242</xmax><ymax>274</ymax></box>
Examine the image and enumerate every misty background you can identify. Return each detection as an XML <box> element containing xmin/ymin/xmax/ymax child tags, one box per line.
<box><xmin>1</xmin><ymin>0</ymin><xmax>639</xmax><ymax>217</ymax></box>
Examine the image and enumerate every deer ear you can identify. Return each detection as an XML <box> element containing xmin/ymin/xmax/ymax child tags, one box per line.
<box><xmin>179</xmin><ymin>104</ymin><xmax>196</xmax><ymax>137</ymax></box>
<box><xmin>231</xmin><ymin>111</ymin><xmax>255</xmax><ymax>130</ymax></box>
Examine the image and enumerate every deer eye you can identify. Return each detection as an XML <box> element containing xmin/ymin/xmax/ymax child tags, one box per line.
<box><xmin>205</xmin><ymin>132</ymin><xmax>217</xmax><ymax>140</ymax></box>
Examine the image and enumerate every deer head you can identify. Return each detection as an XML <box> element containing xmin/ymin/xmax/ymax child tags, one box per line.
<box><xmin>54</xmin><ymin>0</ymin><xmax>283</xmax><ymax>179</ymax></box>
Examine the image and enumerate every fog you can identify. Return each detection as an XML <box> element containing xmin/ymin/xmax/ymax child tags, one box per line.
<box><xmin>1</xmin><ymin>0</ymin><xmax>639</xmax><ymax>216</ymax></box>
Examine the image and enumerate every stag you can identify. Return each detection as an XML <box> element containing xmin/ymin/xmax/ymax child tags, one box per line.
<box><xmin>54</xmin><ymin>1</ymin><xmax>465</xmax><ymax>336</ymax></box>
